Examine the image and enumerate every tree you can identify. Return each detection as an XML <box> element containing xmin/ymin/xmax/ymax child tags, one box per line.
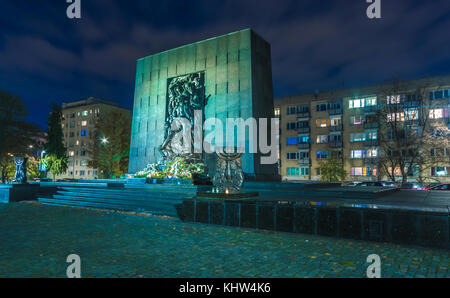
<box><xmin>45</xmin><ymin>104</ymin><xmax>66</xmax><ymax>158</ymax></box>
<box><xmin>43</xmin><ymin>103</ymin><xmax>68</xmax><ymax>180</ymax></box>
<box><xmin>319</xmin><ymin>156</ymin><xmax>347</xmax><ymax>182</ymax></box>
<box><xmin>0</xmin><ymin>89</ymin><xmax>39</xmax><ymax>183</ymax></box>
<box><xmin>88</xmin><ymin>110</ymin><xmax>131</xmax><ymax>178</ymax></box>
<box><xmin>377</xmin><ymin>79</ymin><xmax>450</xmax><ymax>183</ymax></box>
<box><xmin>44</xmin><ymin>154</ymin><xmax>68</xmax><ymax>181</ymax></box>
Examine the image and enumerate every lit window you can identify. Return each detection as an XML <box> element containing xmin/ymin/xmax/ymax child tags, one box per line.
<box><xmin>387</xmin><ymin>112</ymin><xmax>405</xmax><ymax>122</ymax></box>
<box><xmin>316</xmin><ymin>119</ymin><xmax>329</xmax><ymax>128</ymax></box>
<box><xmin>405</xmin><ymin>109</ymin><xmax>419</xmax><ymax>120</ymax></box>
<box><xmin>287</xmin><ymin>168</ymin><xmax>300</xmax><ymax>176</ymax></box>
<box><xmin>316</xmin><ymin>135</ymin><xmax>329</xmax><ymax>144</ymax></box>
<box><xmin>81</xmin><ymin>121</ymin><xmax>88</xmax><ymax>126</ymax></box>
<box><xmin>82</xmin><ymin>111</ymin><xmax>89</xmax><ymax>117</ymax></box>
<box><xmin>387</xmin><ymin>95</ymin><xmax>401</xmax><ymax>105</ymax></box>
<box><xmin>367</xmin><ymin>130</ymin><xmax>378</xmax><ymax>140</ymax></box>
<box><xmin>429</xmin><ymin>109</ymin><xmax>443</xmax><ymax>119</ymax></box>
<box><xmin>287</xmin><ymin>138</ymin><xmax>298</xmax><ymax>145</ymax></box>
<box><xmin>274</xmin><ymin>108</ymin><xmax>281</xmax><ymax>116</ymax></box>
<box><xmin>81</xmin><ymin>130</ymin><xmax>88</xmax><ymax>136</ymax></box>
<box><xmin>367</xmin><ymin>149</ymin><xmax>378</xmax><ymax>157</ymax></box>
<box><xmin>350</xmin><ymin>133</ymin><xmax>366</xmax><ymax>142</ymax></box>
<box><xmin>350</xmin><ymin>116</ymin><xmax>364</xmax><ymax>125</ymax></box>
<box><xmin>365</xmin><ymin>97</ymin><xmax>377</xmax><ymax>106</ymax></box>
<box><xmin>69</xmin><ymin>151</ymin><xmax>74</xmax><ymax>157</ymax></box>
<box><xmin>351</xmin><ymin>150</ymin><xmax>366</xmax><ymax>159</ymax></box>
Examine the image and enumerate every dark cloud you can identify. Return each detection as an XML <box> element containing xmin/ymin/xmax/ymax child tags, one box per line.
<box><xmin>0</xmin><ymin>0</ymin><xmax>449</xmax><ymax>127</ymax></box>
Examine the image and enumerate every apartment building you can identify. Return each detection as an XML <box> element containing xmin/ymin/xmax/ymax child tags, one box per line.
<box><xmin>59</xmin><ymin>97</ymin><xmax>130</xmax><ymax>179</ymax></box>
<box><xmin>275</xmin><ymin>75</ymin><xmax>450</xmax><ymax>183</ymax></box>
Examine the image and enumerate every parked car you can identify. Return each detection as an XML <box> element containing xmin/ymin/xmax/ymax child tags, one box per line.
<box><xmin>429</xmin><ymin>184</ymin><xmax>450</xmax><ymax>191</ymax></box>
<box><xmin>345</xmin><ymin>181</ymin><xmax>362</xmax><ymax>187</ymax></box>
<box><xmin>425</xmin><ymin>183</ymin><xmax>442</xmax><ymax>190</ymax></box>
<box><xmin>379</xmin><ymin>181</ymin><xmax>397</xmax><ymax>188</ymax></box>
<box><xmin>400</xmin><ymin>183</ymin><xmax>424</xmax><ymax>190</ymax></box>
<box><xmin>355</xmin><ymin>182</ymin><xmax>385</xmax><ymax>187</ymax></box>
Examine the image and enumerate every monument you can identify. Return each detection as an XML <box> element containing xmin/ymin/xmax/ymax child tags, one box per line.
<box><xmin>129</xmin><ymin>28</ymin><xmax>278</xmax><ymax>181</ymax></box>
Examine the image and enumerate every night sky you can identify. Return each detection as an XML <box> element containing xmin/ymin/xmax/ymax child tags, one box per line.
<box><xmin>1</xmin><ymin>0</ymin><xmax>450</xmax><ymax>129</ymax></box>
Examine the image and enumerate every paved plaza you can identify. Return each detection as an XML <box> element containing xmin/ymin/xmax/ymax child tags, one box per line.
<box><xmin>0</xmin><ymin>202</ymin><xmax>448</xmax><ymax>278</ymax></box>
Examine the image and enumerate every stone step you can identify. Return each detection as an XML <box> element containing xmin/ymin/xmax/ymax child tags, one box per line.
<box><xmin>38</xmin><ymin>197</ymin><xmax>178</xmax><ymax>216</ymax></box>
<box><xmin>37</xmin><ymin>186</ymin><xmax>185</xmax><ymax>217</ymax></box>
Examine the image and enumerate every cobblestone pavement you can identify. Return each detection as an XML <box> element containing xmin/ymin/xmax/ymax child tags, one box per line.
<box><xmin>0</xmin><ymin>202</ymin><xmax>448</xmax><ymax>278</ymax></box>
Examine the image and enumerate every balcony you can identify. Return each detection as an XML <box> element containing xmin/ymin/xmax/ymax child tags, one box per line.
<box><xmin>298</xmin><ymin>143</ymin><xmax>310</xmax><ymax>150</ymax></box>
<box><xmin>365</xmin><ymin>139</ymin><xmax>379</xmax><ymax>146</ymax></box>
<box><xmin>329</xmin><ymin>108</ymin><xmax>343</xmax><ymax>116</ymax></box>
<box><xmin>364</xmin><ymin>122</ymin><xmax>379</xmax><ymax>129</ymax></box>
<box><xmin>330</xmin><ymin>125</ymin><xmax>343</xmax><ymax>132</ymax></box>
<box><xmin>329</xmin><ymin>141</ymin><xmax>343</xmax><ymax>149</ymax></box>
<box><xmin>298</xmin><ymin>159</ymin><xmax>311</xmax><ymax>166</ymax></box>
<box><xmin>298</xmin><ymin>127</ymin><xmax>310</xmax><ymax>134</ymax></box>
<box><xmin>364</xmin><ymin>105</ymin><xmax>378</xmax><ymax>114</ymax></box>
<box><xmin>297</xmin><ymin>112</ymin><xmax>310</xmax><ymax>119</ymax></box>
<box><xmin>364</xmin><ymin>157</ymin><xmax>379</xmax><ymax>165</ymax></box>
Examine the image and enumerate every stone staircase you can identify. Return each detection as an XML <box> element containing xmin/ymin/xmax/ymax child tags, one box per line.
<box><xmin>37</xmin><ymin>185</ymin><xmax>208</xmax><ymax>217</ymax></box>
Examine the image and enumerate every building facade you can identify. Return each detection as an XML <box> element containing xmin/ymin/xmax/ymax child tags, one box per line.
<box><xmin>59</xmin><ymin>97</ymin><xmax>130</xmax><ymax>180</ymax></box>
<box><xmin>275</xmin><ymin>75</ymin><xmax>450</xmax><ymax>183</ymax></box>
<box><xmin>129</xmin><ymin>29</ymin><xmax>278</xmax><ymax>180</ymax></box>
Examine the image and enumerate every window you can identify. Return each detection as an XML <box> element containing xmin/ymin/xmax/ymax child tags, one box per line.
<box><xmin>287</xmin><ymin>153</ymin><xmax>299</xmax><ymax>160</ymax></box>
<box><xmin>429</xmin><ymin>109</ymin><xmax>444</xmax><ymax>119</ymax></box>
<box><xmin>80</xmin><ymin>160</ymin><xmax>88</xmax><ymax>166</ymax></box>
<box><xmin>349</xmin><ymin>97</ymin><xmax>376</xmax><ymax>108</ymax></box>
<box><xmin>350</xmin><ymin>133</ymin><xmax>366</xmax><ymax>142</ymax></box>
<box><xmin>317</xmin><ymin>151</ymin><xmax>329</xmax><ymax>160</ymax></box>
<box><xmin>82</xmin><ymin>111</ymin><xmax>89</xmax><ymax>117</ymax></box>
<box><xmin>330</xmin><ymin>134</ymin><xmax>341</xmax><ymax>142</ymax></box>
<box><xmin>367</xmin><ymin>148</ymin><xmax>378</xmax><ymax>158</ymax></box>
<box><xmin>287</xmin><ymin>168</ymin><xmax>300</xmax><ymax>176</ymax></box>
<box><xmin>69</xmin><ymin>151</ymin><xmax>74</xmax><ymax>157</ymax></box>
<box><xmin>286</xmin><ymin>122</ymin><xmax>297</xmax><ymax>130</ymax></box>
<box><xmin>350</xmin><ymin>116</ymin><xmax>364</xmax><ymax>126</ymax></box>
<box><xmin>81</xmin><ymin>121</ymin><xmax>88</xmax><ymax>126</ymax></box>
<box><xmin>297</xmin><ymin>121</ymin><xmax>309</xmax><ymax>128</ymax></box>
<box><xmin>351</xmin><ymin>150</ymin><xmax>366</xmax><ymax>159</ymax></box>
<box><xmin>430</xmin><ymin>89</ymin><xmax>450</xmax><ymax>100</ymax></box>
<box><xmin>387</xmin><ymin>112</ymin><xmax>405</xmax><ymax>122</ymax></box>
<box><xmin>299</xmin><ymin>151</ymin><xmax>309</xmax><ymax>159</ymax></box>
<box><xmin>274</xmin><ymin>108</ymin><xmax>281</xmax><ymax>117</ymax></box>
<box><xmin>331</xmin><ymin>118</ymin><xmax>341</xmax><ymax>126</ymax></box>
<box><xmin>351</xmin><ymin>167</ymin><xmax>377</xmax><ymax>176</ymax></box>
<box><xmin>80</xmin><ymin>151</ymin><xmax>86</xmax><ymax>156</ymax></box>
<box><xmin>431</xmin><ymin>167</ymin><xmax>449</xmax><ymax>177</ymax></box>
<box><xmin>405</xmin><ymin>109</ymin><xmax>419</xmax><ymax>120</ymax></box>
<box><xmin>300</xmin><ymin>168</ymin><xmax>309</xmax><ymax>176</ymax></box>
<box><xmin>81</xmin><ymin>130</ymin><xmax>88</xmax><ymax>136</ymax></box>
<box><xmin>297</xmin><ymin>106</ymin><xmax>309</xmax><ymax>113</ymax></box>
<box><xmin>365</xmin><ymin>97</ymin><xmax>377</xmax><ymax>106</ymax></box>
<box><xmin>287</xmin><ymin>106</ymin><xmax>297</xmax><ymax>115</ymax></box>
<box><xmin>316</xmin><ymin>104</ymin><xmax>328</xmax><ymax>112</ymax></box>
<box><xmin>299</xmin><ymin>136</ymin><xmax>310</xmax><ymax>144</ymax></box>
<box><xmin>387</xmin><ymin>95</ymin><xmax>401</xmax><ymax>105</ymax></box>
<box><xmin>316</xmin><ymin>135</ymin><xmax>329</xmax><ymax>144</ymax></box>
<box><xmin>287</xmin><ymin>138</ymin><xmax>298</xmax><ymax>145</ymax></box>
<box><xmin>79</xmin><ymin>171</ymin><xmax>85</xmax><ymax>176</ymax></box>
<box><xmin>366</xmin><ymin>130</ymin><xmax>378</xmax><ymax>140</ymax></box>
<box><xmin>316</xmin><ymin>119</ymin><xmax>329</xmax><ymax>128</ymax></box>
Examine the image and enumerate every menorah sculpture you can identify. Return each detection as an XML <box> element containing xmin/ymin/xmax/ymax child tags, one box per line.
<box><xmin>212</xmin><ymin>151</ymin><xmax>244</xmax><ymax>194</ymax></box>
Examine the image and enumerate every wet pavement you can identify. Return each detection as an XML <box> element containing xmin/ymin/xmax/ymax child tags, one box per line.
<box><xmin>0</xmin><ymin>202</ymin><xmax>448</xmax><ymax>278</ymax></box>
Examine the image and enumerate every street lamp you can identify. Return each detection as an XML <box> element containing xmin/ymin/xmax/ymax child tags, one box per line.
<box><xmin>101</xmin><ymin>137</ymin><xmax>109</xmax><ymax>145</ymax></box>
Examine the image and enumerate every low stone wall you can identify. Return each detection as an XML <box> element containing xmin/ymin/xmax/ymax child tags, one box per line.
<box><xmin>0</xmin><ymin>184</ymin><xmax>40</xmax><ymax>203</ymax></box>
<box><xmin>178</xmin><ymin>198</ymin><xmax>450</xmax><ymax>250</ymax></box>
